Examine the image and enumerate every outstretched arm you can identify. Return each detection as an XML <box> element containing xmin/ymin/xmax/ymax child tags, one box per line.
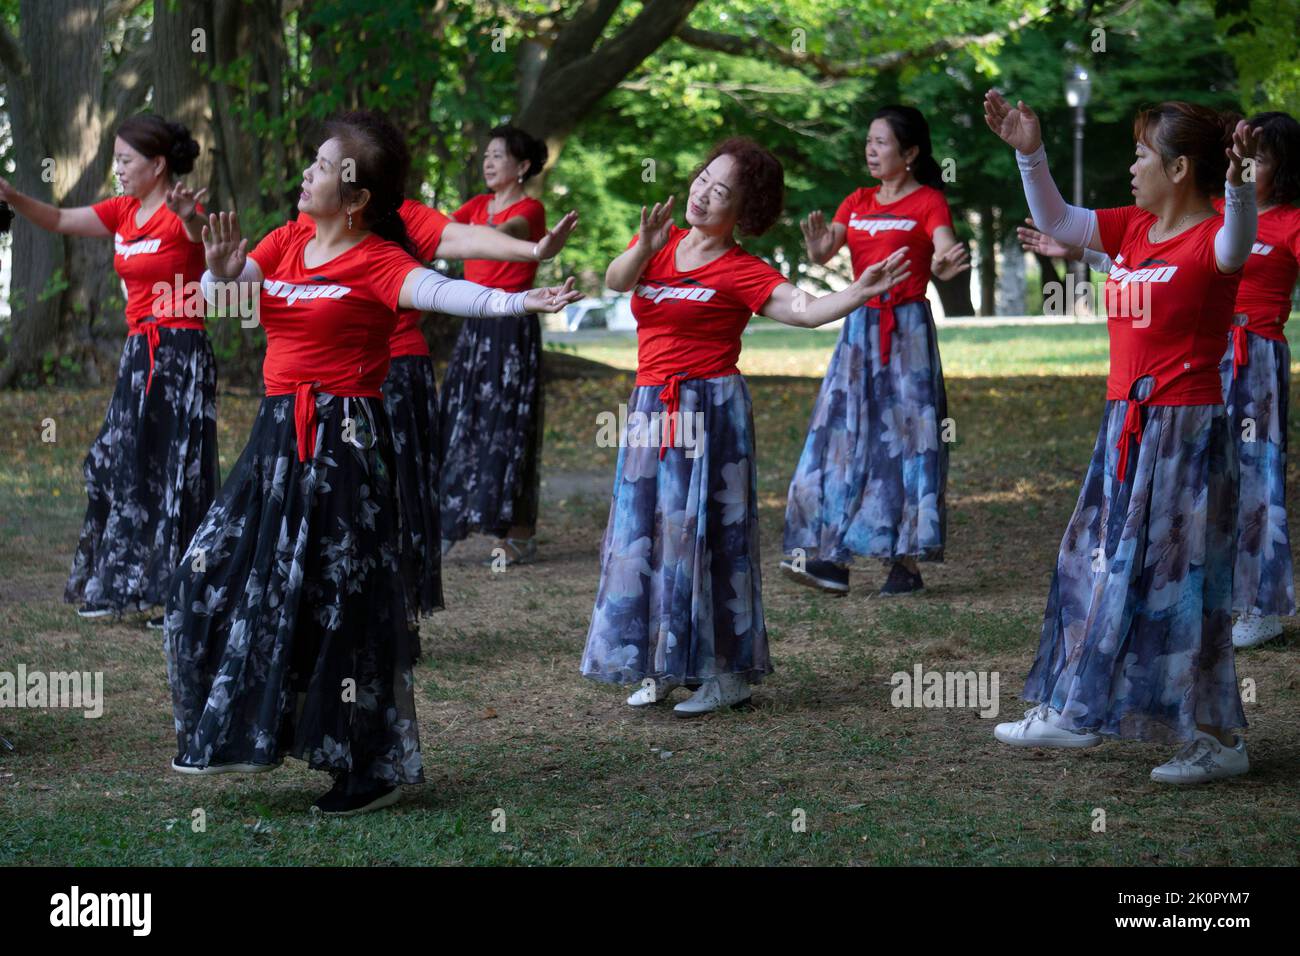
<box><xmin>0</xmin><ymin>177</ymin><xmax>110</xmax><ymax>237</ymax></box>
<box><xmin>761</xmin><ymin>249</ymin><xmax>911</xmax><ymax>328</ymax></box>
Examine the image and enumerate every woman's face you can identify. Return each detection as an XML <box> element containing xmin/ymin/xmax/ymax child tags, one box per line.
<box><xmin>111</xmin><ymin>137</ymin><xmax>165</xmax><ymax>198</ymax></box>
<box><xmin>298</xmin><ymin>137</ymin><xmax>363</xmax><ymax>221</ymax></box>
<box><xmin>686</xmin><ymin>153</ymin><xmax>741</xmax><ymax>234</ymax></box>
<box><xmin>482</xmin><ymin>137</ymin><xmax>528</xmax><ymax>192</ymax></box>
<box><xmin>1130</xmin><ymin>132</ymin><xmax>1176</xmax><ymax>211</ymax></box>
<box><xmin>1251</xmin><ymin>143</ymin><xmax>1276</xmax><ymax>206</ymax></box>
<box><xmin>865</xmin><ymin>119</ymin><xmax>915</xmax><ymax>181</ymax></box>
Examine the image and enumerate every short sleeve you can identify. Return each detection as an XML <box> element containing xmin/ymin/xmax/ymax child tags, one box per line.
<box><xmin>92</xmin><ymin>196</ymin><xmax>130</xmax><ymax>232</ymax></box>
<box><xmin>248</xmin><ymin>222</ymin><xmax>298</xmax><ymax>275</ymax></box>
<box><xmin>922</xmin><ymin>190</ymin><xmax>954</xmax><ymax>237</ymax></box>
<box><xmin>367</xmin><ymin>239</ymin><xmax>425</xmax><ymax>310</ymax></box>
<box><xmin>1289</xmin><ymin>211</ymin><xmax>1300</xmax><ymax>261</ymax></box>
<box><xmin>731</xmin><ymin>253</ymin><xmax>788</xmax><ymax>314</ymax></box>
<box><xmin>625</xmin><ymin>233</ymin><xmax>640</xmax><ymax>251</ymax></box>
<box><xmin>451</xmin><ymin>196</ymin><xmax>479</xmax><ymax>224</ymax></box>
<box><xmin>1094</xmin><ymin>206</ymin><xmax>1139</xmax><ymax>259</ymax></box>
<box><xmin>518</xmin><ymin>198</ymin><xmax>546</xmax><ymax>240</ymax></box>
<box><xmin>403</xmin><ymin>201</ymin><xmax>452</xmax><ymax>261</ymax></box>
<box><xmin>832</xmin><ymin>190</ymin><xmax>860</xmax><ymax>227</ymax></box>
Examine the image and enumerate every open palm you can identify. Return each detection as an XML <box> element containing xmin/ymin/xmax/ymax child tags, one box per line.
<box><xmin>639</xmin><ymin>196</ymin><xmax>676</xmax><ymax>254</ymax></box>
<box><xmin>202</xmin><ymin>211</ymin><xmax>248</xmax><ymax>278</ymax></box>
<box><xmin>983</xmin><ymin>90</ymin><xmax>1043</xmax><ymax>154</ymax></box>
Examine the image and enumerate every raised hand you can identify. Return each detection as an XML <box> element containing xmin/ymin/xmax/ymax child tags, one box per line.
<box><xmin>932</xmin><ymin>242</ymin><xmax>971</xmax><ymax>281</ymax></box>
<box><xmin>522</xmin><ymin>276</ymin><xmax>584</xmax><ymax>314</ymax></box>
<box><xmin>983</xmin><ymin>90</ymin><xmax>1043</xmax><ymax>155</ymax></box>
<box><xmin>202</xmin><ymin>211</ymin><xmax>248</xmax><ymax>279</ymax></box>
<box><xmin>165</xmin><ymin>181</ymin><xmax>209</xmax><ymax>222</ymax></box>
<box><xmin>850</xmin><ymin>248</ymin><xmax>911</xmax><ymax>303</ymax></box>
<box><xmin>0</xmin><ymin>176</ymin><xmax>18</xmax><ymax>204</ymax></box>
<box><xmin>638</xmin><ymin>196</ymin><xmax>676</xmax><ymax>254</ymax></box>
<box><xmin>1017</xmin><ymin>217</ymin><xmax>1079</xmax><ymax>260</ymax></box>
<box><xmin>535</xmin><ymin>210</ymin><xmax>579</xmax><ymax>260</ymax></box>
<box><xmin>800</xmin><ymin>210</ymin><xmax>836</xmax><ymax>263</ymax></box>
<box><xmin>1226</xmin><ymin>119</ymin><xmax>1260</xmax><ymax>188</ymax></box>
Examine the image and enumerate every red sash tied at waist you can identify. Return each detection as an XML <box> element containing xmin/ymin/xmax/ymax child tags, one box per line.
<box><xmin>1115</xmin><ymin>375</ymin><xmax>1158</xmax><ymax>484</ymax></box>
<box><xmin>127</xmin><ymin>317</ymin><xmax>206</xmax><ymax>394</ymax></box>
<box><xmin>635</xmin><ymin>363</ymin><xmax>739</xmax><ymax>460</ymax></box>
<box><xmin>869</xmin><ymin>294</ymin><xmax>925</xmax><ymax>367</ymax></box>
<box><xmin>1230</xmin><ymin>315</ymin><xmax>1250</xmax><ymax>380</ymax></box>
<box><xmin>262</xmin><ymin>380</ymin><xmax>382</xmax><ymax>463</ymax></box>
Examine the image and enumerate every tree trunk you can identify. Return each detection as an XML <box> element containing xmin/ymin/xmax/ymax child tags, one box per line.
<box><xmin>152</xmin><ymin>0</ymin><xmax>217</xmax><ymax>200</ymax></box>
<box><xmin>931</xmin><ymin>240</ymin><xmax>975</xmax><ymax>317</ymax></box>
<box><xmin>977</xmin><ymin>205</ymin><xmax>998</xmax><ymax>317</ymax></box>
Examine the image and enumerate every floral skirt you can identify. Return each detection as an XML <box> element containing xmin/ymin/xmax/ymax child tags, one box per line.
<box><xmin>1219</xmin><ymin>328</ymin><xmax>1295</xmax><ymax>616</ymax></box>
<box><xmin>164</xmin><ymin>393</ymin><xmax>423</xmax><ymax>791</ymax></box>
<box><xmin>439</xmin><ymin>313</ymin><xmax>543</xmax><ymax>540</ymax></box>
<box><xmin>581</xmin><ymin>374</ymin><xmax>771</xmax><ymax>685</ymax></box>
<box><xmin>65</xmin><ymin>329</ymin><xmax>219</xmax><ymax>610</ymax></box>
<box><xmin>783</xmin><ymin>299</ymin><xmax>947</xmax><ymax>565</ymax></box>
<box><xmin>1025</xmin><ymin>383</ymin><xmax>1245</xmax><ymax>744</ymax></box>
<box><xmin>383</xmin><ymin>354</ymin><xmax>444</xmax><ymax>618</ymax></box>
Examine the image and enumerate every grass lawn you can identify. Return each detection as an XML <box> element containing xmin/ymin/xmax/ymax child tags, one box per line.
<box><xmin>1</xmin><ymin>327</ymin><xmax>1297</xmax><ymax>865</ymax></box>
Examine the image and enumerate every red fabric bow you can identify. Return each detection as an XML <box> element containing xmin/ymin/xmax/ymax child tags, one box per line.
<box><xmin>656</xmin><ymin>373</ymin><xmax>688</xmax><ymax>460</ymax></box>
<box><xmin>293</xmin><ymin>381</ymin><xmax>320</xmax><ymax>463</ymax></box>
<box><xmin>1231</xmin><ymin>321</ymin><xmax>1249</xmax><ymax>380</ymax></box>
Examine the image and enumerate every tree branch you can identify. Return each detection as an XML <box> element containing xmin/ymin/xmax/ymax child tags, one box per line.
<box><xmin>676</xmin><ymin>7</ymin><xmax>1049</xmax><ymax>79</ymax></box>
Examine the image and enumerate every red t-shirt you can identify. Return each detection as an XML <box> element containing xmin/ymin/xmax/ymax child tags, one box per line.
<box><xmin>92</xmin><ymin>195</ymin><xmax>207</xmax><ymax>332</ymax></box>
<box><xmin>296</xmin><ymin>199</ymin><xmax>450</xmax><ymax>358</ymax></box>
<box><xmin>832</xmin><ymin>185</ymin><xmax>952</xmax><ymax>305</ymax></box>
<box><xmin>629</xmin><ymin>225</ymin><xmax>787</xmax><ymax>385</ymax></box>
<box><xmin>452</xmin><ymin>193</ymin><xmax>545</xmax><ymax>292</ymax></box>
<box><xmin>1095</xmin><ymin>206</ymin><xmax>1242</xmax><ymax>405</ymax></box>
<box><xmin>248</xmin><ymin>219</ymin><xmax>422</xmax><ymax>399</ymax></box>
<box><xmin>1211</xmin><ymin>199</ymin><xmax>1300</xmax><ymax>339</ymax></box>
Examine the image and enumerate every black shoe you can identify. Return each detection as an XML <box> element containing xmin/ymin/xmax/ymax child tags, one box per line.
<box><xmin>880</xmin><ymin>561</ymin><xmax>924</xmax><ymax>596</ymax></box>
<box><xmin>779</xmin><ymin>557</ymin><xmax>849</xmax><ymax>595</ymax></box>
<box><xmin>76</xmin><ymin>603</ymin><xmax>114</xmax><ymax>619</ymax></box>
<box><xmin>146</xmin><ymin>616</ymin><xmax>165</xmax><ymax>630</ymax></box>
<box><xmin>311</xmin><ymin>778</ymin><xmax>400</xmax><ymax>817</ymax></box>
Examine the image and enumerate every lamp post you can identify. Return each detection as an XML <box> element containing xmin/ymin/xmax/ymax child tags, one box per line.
<box><xmin>1064</xmin><ymin>62</ymin><xmax>1092</xmax><ymax>316</ymax></box>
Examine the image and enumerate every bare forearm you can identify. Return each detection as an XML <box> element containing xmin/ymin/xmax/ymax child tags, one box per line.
<box><xmin>439</xmin><ymin>223</ymin><xmax>536</xmax><ymax>262</ymax></box>
<box><xmin>10</xmin><ymin>192</ymin><xmax>62</xmax><ymax>232</ymax></box>
<box><xmin>606</xmin><ymin>246</ymin><xmax>653</xmax><ymax>292</ymax></box>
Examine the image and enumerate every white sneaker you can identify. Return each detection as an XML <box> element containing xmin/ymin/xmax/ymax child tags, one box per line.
<box><xmin>626</xmin><ymin>676</ymin><xmax>682</xmax><ymax>707</ymax></box>
<box><xmin>171</xmin><ymin>757</ymin><xmax>280</xmax><ymax>776</ymax></box>
<box><xmin>672</xmin><ymin>674</ymin><xmax>751</xmax><ymax>717</ymax></box>
<box><xmin>993</xmin><ymin>704</ymin><xmax>1102</xmax><ymax>748</ymax></box>
<box><xmin>1232</xmin><ymin>610</ymin><xmax>1283</xmax><ymax>649</ymax></box>
<box><xmin>1150</xmin><ymin>731</ymin><xmax>1249</xmax><ymax>784</ymax></box>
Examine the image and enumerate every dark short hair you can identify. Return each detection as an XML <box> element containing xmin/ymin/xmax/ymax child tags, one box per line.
<box><xmin>691</xmin><ymin>137</ymin><xmax>785</xmax><ymax>236</ymax></box>
<box><xmin>489</xmin><ymin>124</ymin><xmax>547</xmax><ymax>182</ymax></box>
<box><xmin>323</xmin><ymin>110</ymin><xmax>415</xmax><ymax>255</ymax></box>
<box><xmin>1133</xmin><ymin>101</ymin><xmax>1240</xmax><ymax>197</ymax></box>
<box><xmin>116</xmin><ymin>113</ymin><xmax>201</xmax><ymax>176</ymax></box>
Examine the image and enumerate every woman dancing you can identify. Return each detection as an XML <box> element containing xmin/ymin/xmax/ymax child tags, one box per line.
<box><xmin>165</xmin><ymin>111</ymin><xmax>580</xmax><ymax>815</ymax></box>
<box><xmin>302</xmin><ymin>198</ymin><xmax>578</xmax><ymax>623</ymax></box>
<box><xmin>0</xmin><ymin>114</ymin><xmax>217</xmax><ymax>627</ymax></box>
<box><xmin>987</xmin><ymin>91</ymin><xmax>1258</xmax><ymax>783</ymax></box>
<box><xmin>439</xmin><ymin>124</ymin><xmax>552</xmax><ymax>566</ymax></box>
<box><xmin>1021</xmin><ymin>111</ymin><xmax>1300</xmax><ymax>650</ymax></box>
<box><xmin>781</xmin><ymin>105</ymin><xmax>969</xmax><ymax>598</ymax></box>
<box><xmin>580</xmin><ymin>137</ymin><xmax>910</xmax><ymax>716</ymax></box>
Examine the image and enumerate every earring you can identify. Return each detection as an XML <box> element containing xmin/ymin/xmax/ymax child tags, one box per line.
<box><xmin>347</xmin><ymin>211</ymin><xmax>353</xmax><ymax>230</ymax></box>
<box><xmin>517</xmin><ymin>175</ymin><xmax>524</xmax><ymax>184</ymax></box>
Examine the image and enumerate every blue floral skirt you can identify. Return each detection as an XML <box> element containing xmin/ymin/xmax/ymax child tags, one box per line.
<box><xmin>1219</xmin><ymin>328</ymin><xmax>1295</xmax><ymax>616</ymax></box>
<box><xmin>165</xmin><ymin>393</ymin><xmax>422</xmax><ymax>792</ymax></box>
<box><xmin>383</xmin><ymin>354</ymin><xmax>444</xmax><ymax>618</ymax></box>
<box><xmin>1025</xmin><ymin>382</ymin><xmax>1245</xmax><ymax>744</ymax></box>
<box><xmin>65</xmin><ymin>329</ymin><xmax>219</xmax><ymax>611</ymax></box>
<box><xmin>581</xmin><ymin>374</ymin><xmax>771</xmax><ymax>685</ymax></box>
<box><xmin>783</xmin><ymin>300</ymin><xmax>947</xmax><ymax>565</ymax></box>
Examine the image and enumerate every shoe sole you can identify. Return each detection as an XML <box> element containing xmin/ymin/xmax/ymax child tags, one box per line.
<box><xmin>171</xmin><ymin>759</ymin><xmax>281</xmax><ymax>775</ymax></box>
<box><xmin>1150</xmin><ymin>766</ymin><xmax>1249</xmax><ymax>785</ymax></box>
<box><xmin>1232</xmin><ymin>628</ymin><xmax>1284</xmax><ymax>649</ymax></box>
<box><xmin>993</xmin><ymin>731</ymin><xmax>1101</xmax><ymax>748</ymax></box>
<box><xmin>779</xmin><ymin>563</ymin><xmax>848</xmax><ymax>595</ymax></box>
<box><xmin>76</xmin><ymin>609</ymin><xmax>115</xmax><ymax>619</ymax></box>
<box><xmin>878</xmin><ymin>586</ymin><xmax>925</xmax><ymax>598</ymax></box>
<box><xmin>315</xmin><ymin>786</ymin><xmax>402</xmax><ymax>817</ymax></box>
<box><xmin>673</xmin><ymin>697</ymin><xmax>753</xmax><ymax>718</ymax></box>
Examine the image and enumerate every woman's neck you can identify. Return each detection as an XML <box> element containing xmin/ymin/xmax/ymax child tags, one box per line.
<box><xmin>137</xmin><ymin>179</ymin><xmax>170</xmax><ymax>215</ymax></box>
<box><xmin>492</xmin><ymin>183</ymin><xmax>526</xmax><ymax>208</ymax></box>
<box><xmin>877</xmin><ymin>171</ymin><xmax>918</xmax><ymax>202</ymax></box>
<box><xmin>684</xmin><ymin>224</ymin><xmax>735</xmax><ymax>253</ymax></box>
<box><xmin>1151</xmin><ymin>190</ymin><xmax>1215</xmax><ymax>237</ymax></box>
<box><xmin>312</xmin><ymin>212</ymin><xmax>366</xmax><ymax>251</ymax></box>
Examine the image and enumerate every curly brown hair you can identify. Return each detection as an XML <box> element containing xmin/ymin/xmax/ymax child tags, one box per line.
<box><xmin>690</xmin><ymin>137</ymin><xmax>785</xmax><ymax>236</ymax></box>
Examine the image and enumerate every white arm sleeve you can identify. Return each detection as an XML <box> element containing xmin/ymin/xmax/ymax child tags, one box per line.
<box><xmin>201</xmin><ymin>261</ymin><xmax>259</xmax><ymax>303</ymax></box>
<box><xmin>1082</xmin><ymin>247</ymin><xmax>1113</xmax><ymax>274</ymax></box>
<box><xmin>409</xmin><ymin>267</ymin><xmax>529</xmax><ymax>317</ymax></box>
<box><xmin>1214</xmin><ymin>180</ymin><xmax>1257</xmax><ymax>272</ymax></box>
<box><xmin>1017</xmin><ymin>145</ymin><xmax>1097</xmax><ymax>250</ymax></box>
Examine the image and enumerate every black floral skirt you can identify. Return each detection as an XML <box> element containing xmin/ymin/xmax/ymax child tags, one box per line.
<box><xmin>65</xmin><ymin>329</ymin><xmax>219</xmax><ymax>611</ymax></box>
<box><xmin>383</xmin><ymin>355</ymin><xmax>444</xmax><ymax>618</ymax></box>
<box><xmin>439</xmin><ymin>313</ymin><xmax>544</xmax><ymax>540</ymax></box>
<box><xmin>164</xmin><ymin>393</ymin><xmax>423</xmax><ymax>791</ymax></box>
